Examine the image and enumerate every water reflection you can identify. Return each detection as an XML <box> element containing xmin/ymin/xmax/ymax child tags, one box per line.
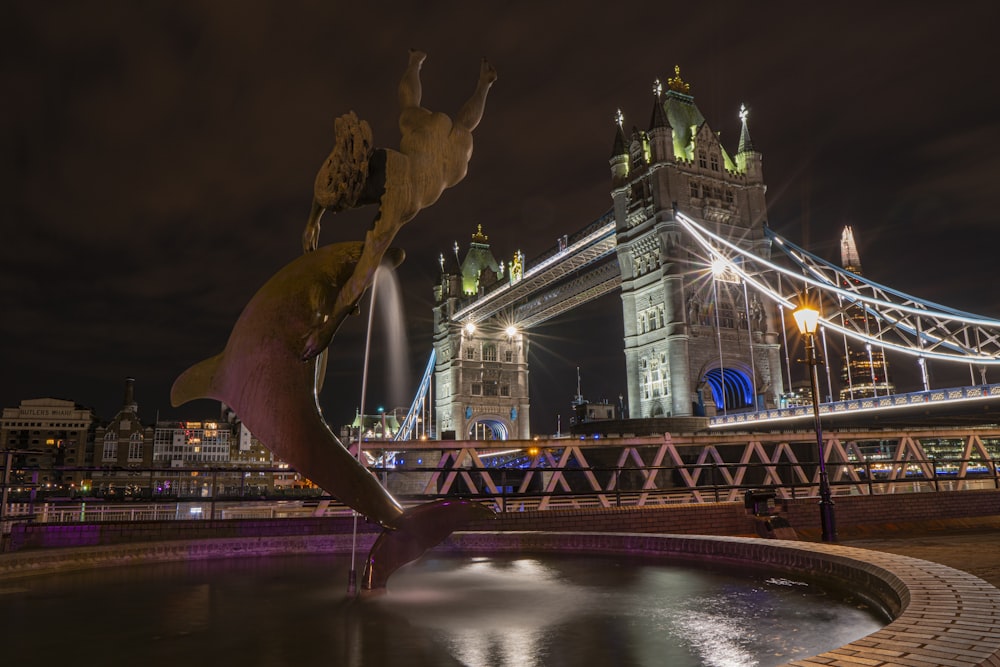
<box><xmin>0</xmin><ymin>553</ymin><xmax>884</xmax><ymax>667</ymax></box>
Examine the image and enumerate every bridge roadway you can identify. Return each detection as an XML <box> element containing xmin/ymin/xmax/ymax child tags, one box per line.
<box><xmin>710</xmin><ymin>382</ymin><xmax>1000</xmax><ymax>430</ymax></box>
<box><xmin>451</xmin><ymin>211</ymin><xmax>619</xmax><ymax>328</ymax></box>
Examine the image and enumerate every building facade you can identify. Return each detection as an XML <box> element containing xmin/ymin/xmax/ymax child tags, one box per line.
<box><xmin>91</xmin><ymin>378</ymin><xmax>156</xmax><ymax>496</ymax></box>
<box><xmin>838</xmin><ymin>226</ymin><xmax>895</xmax><ymax>400</ymax></box>
<box><xmin>1</xmin><ymin>397</ymin><xmax>97</xmax><ymax>492</ymax></box>
<box><xmin>611</xmin><ymin>68</ymin><xmax>784</xmax><ymax>418</ymax></box>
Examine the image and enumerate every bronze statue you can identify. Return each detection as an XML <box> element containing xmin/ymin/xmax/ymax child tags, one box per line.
<box><xmin>172</xmin><ymin>52</ymin><xmax>496</xmax><ymax>593</ymax></box>
<box><xmin>302</xmin><ymin>51</ymin><xmax>497</xmax><ymax>360</ymax></box>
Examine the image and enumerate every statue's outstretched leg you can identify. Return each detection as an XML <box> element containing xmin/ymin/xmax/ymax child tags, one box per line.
<box><xmin>398</xmin><ymin>49</ymin><xmax>427</xmax><ymax>110</ymax></box>
<box><xmin>455</xmin><ymin>58</ymin><xmax>497</xmax><ymax>132</ymax></box>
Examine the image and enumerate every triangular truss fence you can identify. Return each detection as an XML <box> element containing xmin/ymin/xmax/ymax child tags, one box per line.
<box><xmin>390</xmin><ymin>428</ymin><xmax>1000</xmax><ymax>508</ymax></box>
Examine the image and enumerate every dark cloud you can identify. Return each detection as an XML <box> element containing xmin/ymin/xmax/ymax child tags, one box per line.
<box><xmin>3</xmin><ymin>1</ymin><xmax>1000</xmax><ymax>430</ymax></box>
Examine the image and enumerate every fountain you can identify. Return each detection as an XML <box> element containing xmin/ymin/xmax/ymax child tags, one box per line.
<box><xmin>0</xmin><ymin>551</ymin><xmax>884</xmax><ymax>667</ymax></box>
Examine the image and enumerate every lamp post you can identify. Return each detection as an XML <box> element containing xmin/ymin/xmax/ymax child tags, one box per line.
<box><xmin>793</xmin><ymin>298</ymin><xmax>838</xmax><ymax>542</ymax></box>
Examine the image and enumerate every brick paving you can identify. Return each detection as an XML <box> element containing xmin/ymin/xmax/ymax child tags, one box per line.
<box><xmin>842</xmin><ymin>516</ymin><xmax>1000</xmax><ymax>590</ymax></box>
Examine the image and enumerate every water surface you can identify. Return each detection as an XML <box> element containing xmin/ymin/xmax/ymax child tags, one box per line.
<box><xmin>0</xmin><ymin>553</ymin><xmax>884</xmax><ymax>666</ymax></box>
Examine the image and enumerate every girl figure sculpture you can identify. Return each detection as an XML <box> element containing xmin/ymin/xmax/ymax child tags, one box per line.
<box><xmin>302</xmin><ymin>51</ymin><xmax>497</xmax><ymax>358</ymax></box>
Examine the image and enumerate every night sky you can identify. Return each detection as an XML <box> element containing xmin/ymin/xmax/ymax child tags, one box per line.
<box><xmin>4</xmin><ymin>2</ymin><xmax>1000</xmax><ymax>434</ymax></box>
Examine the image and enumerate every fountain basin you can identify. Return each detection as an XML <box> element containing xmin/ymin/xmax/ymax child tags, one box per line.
<box><xmin>3</xmin><ymin>531</ymin><xmax>1000</xmax><ymax>665</ymax></box>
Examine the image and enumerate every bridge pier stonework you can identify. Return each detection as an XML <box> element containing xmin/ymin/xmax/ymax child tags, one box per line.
<box><xmin>612</xmin><ymin>69</ymin><xmax>783</xmax><ymax>418</ymax></box>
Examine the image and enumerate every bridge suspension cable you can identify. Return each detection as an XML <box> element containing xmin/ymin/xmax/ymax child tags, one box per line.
<box><xmin>393</xmin><ymin>349</ymin><xmax>436</xmax><ymax>442</ymax></box>
<box><xmin>674</xmin><ymin>212</ymin><xmax>1000</xmax><ymax>366</ymax></box>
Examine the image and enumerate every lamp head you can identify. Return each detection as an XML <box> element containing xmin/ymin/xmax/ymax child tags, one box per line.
<box><xmin>793</xmin><ymin>302</ymin><xmax>820</xmax><ymax>335</ymax></box>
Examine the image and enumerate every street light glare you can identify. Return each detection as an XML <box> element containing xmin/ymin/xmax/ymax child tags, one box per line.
<box><xmin>505</xmin><ymin>325</ymin><xmax>517</xmax><ymax>338</ymax></box>
<box><xmin>793</xmin><ymin>305</ymin><xmax>820</xmax><ymax>335</ymax></box>
<box><xmin>464</xmin><ymin>322</ymin><xmax>476</xmax><ymax>335</ymax></box>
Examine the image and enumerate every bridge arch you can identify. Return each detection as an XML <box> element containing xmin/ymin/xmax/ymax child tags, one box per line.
<box><xmin>698</xmin><ymin>363</ymin><xmax>755</xmax><ymax>414</ymax></box>
<box><xmin>467</xmin><ymin>415</ymin><xmax>511</xmax><ymax>441</ymax></box>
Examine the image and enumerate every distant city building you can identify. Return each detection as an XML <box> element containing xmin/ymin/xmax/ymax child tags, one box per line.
<box><xmin>1</xmin><ymin>397</ymin><xmax>97</xmax><ymax>491</ymax></box>
<box><xmin>91</xmin><ymin>378</ymin><xmax>155</xmax><ymax>496</ymax></box>
<box><xmin>0</xmin><ymin>377</ymin><xmax>289</xmax><ymax>498</ymax></box>
<box><xmin>342</xmin><ymin>408</ymin><xmax>403</xmax><ymax>442</ymax></box>
<box><xmin>838</xmin><ymin>226</ymin><xmax>895</xmax><ymax>400</ymax></box>
<box><xmin>152</xmin><ymin>416</ymin><xmax>277</xmax><ymax>496</ymax></box>
<box><xmin>569</xmin><ymin>368</ymin><xmax>621</xmax><ymax>426</ymax></box>
<box><xmin>780</xmin><ymin>382</ymin><xmax>814</xmax><ymax>408</ymax></box>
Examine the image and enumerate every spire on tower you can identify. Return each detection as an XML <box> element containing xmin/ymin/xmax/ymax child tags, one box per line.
<box><xmin>611</xmin><ymin>108</ymin><xmax>628</xmax><ymax>159</ymax></box>
<box><xmin>841</xmin><ymin>225</ymin><xmax>863</xmax><ymax>275</ymax></box>
<box><xmin>737</xmin><ymin>103</ymin><xmax>756</xmax><ymax>154</ymax></box>
<box><xmin>649</xmin><ymin>79</ymin><xmax>670</xmax><ymax>130</ymax></box>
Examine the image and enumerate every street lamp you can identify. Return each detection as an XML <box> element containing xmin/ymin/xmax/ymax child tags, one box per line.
<box><xmin>792</xmin><ymin>296</ymin><xmax>838</xmax><ymax>542</ymax></box>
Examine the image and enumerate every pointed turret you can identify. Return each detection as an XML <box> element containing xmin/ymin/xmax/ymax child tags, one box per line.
<box><xmin>610</xmin><ymin>108</ymin><xmax>629</xmax><ymax>186</ymax></box>
<box><xmin>735</xmin><ymin>103</ymin><xmax>763</xmax><ymax>182</ymax></box>
<box><xmin>647</xmin><ymin>79</ymin><xmax>673</xmax><ymax>165</ymax></box>
<box><xmin>460</xmin><ymin>224</ymin><xmax>502</xmax><ymax>295</ymax></box>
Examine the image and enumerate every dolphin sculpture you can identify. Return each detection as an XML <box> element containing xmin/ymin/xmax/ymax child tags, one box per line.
<box><xmin>171</xmin><ymin>241</ymin><xmax>493</xmax><ymax>592</ymax></box>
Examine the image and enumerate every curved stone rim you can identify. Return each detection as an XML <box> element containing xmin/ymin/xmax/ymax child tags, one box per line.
<box><xmin>441</xmin><ymin>532</ymin><xmax>1000</xmax><ymax>667</ymax></box>
<box><xmin>3</xmin><ymin>531</ymin><xmax>999</xmax><ymax>666</ymax></box>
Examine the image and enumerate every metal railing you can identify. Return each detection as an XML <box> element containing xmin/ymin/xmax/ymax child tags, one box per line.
<box><xmin>2</xmin><ymin>456</ymin><xmax>996</xmax><ymax>532</ymax></box>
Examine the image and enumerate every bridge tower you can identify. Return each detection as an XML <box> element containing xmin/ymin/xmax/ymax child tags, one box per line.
<box><xmin>611</xmin><ymin>68</ymin><xmax>784</xmax><ymax>418</ymax></box>
<box><xmin>432</xmin><ymin>226</ymin><xmax>531</xmax><ymax>440</ymax></box>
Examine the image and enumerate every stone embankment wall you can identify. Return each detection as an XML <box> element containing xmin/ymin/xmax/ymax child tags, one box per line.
<box><xmin>7</xmin><ymin>489</ymin><xmax>1000</xmax><ymax>551</ymax></box>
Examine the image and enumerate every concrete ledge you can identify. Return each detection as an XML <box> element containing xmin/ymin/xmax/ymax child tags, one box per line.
<box><xmin>3</xmin><ymin>531</ymin><xmax>999</xmax><ymax>666</ymax></box>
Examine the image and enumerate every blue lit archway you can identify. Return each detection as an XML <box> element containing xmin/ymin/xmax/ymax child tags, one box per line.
<box><xmin>468</xmin><ymin>417</ymin><xmax>510</xmax><ymax>441</ymax></box>
<box><xmin>702</xmin><ymin>367</ymin><xmax>754</xmax><ymax>412</ymax></box>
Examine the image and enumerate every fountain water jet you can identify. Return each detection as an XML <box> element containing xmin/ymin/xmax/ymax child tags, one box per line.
<box><xmin>373</xmin><ymin>263</ymin><xmax>411</xmax><ymax>411</ymax></box>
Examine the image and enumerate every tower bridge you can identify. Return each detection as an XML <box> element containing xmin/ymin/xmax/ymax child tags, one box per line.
<box><xmin>400</xmin><ymin>67</ymin><xmax>1000</xmax><ymax>442</ymax></box>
